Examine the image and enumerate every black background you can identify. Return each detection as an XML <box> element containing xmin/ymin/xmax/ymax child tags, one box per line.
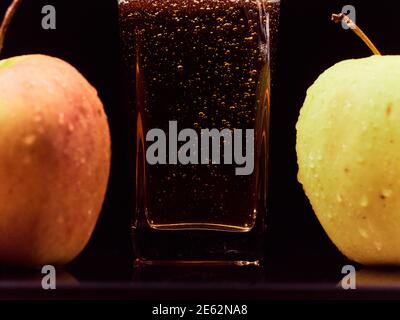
<box><xmin>0</xmin><ymin>0</ymin><xmax>398</xmax><ymax>282</ymax></box>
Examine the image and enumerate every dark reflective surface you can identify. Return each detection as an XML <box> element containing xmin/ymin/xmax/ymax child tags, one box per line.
<box><xmin>2</xmin><ymin>262</ymin><xmax>400</xmax><ymax>299</ymax></box>
<box><xmin>0</xmin><ymin>254</ymin><xmax>361</xmax><ymax>299</ymax></box>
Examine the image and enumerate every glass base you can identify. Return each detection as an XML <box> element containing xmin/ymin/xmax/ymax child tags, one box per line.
<box><xmin>132</xmin><ymin>216</ymin><xmax>266</xmax><ymax>267</ymax></box>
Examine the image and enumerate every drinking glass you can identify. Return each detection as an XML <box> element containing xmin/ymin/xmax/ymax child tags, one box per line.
<box><xmin>119</xmin><ymin>0</ymin><xmax>280</xmax><ymax>266</ymax></box>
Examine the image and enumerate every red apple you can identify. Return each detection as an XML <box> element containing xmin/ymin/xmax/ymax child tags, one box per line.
<box><xmin>0</xmin><ymin>54</ymin><xmax>111</xmax><ymax>266</ymax></box>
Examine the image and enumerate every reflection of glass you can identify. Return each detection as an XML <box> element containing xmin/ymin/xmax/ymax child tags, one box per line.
<box><xmin>133</xmin><ymin>265</ymin><xmax>265</xmax><ymax>282</ymax></box>
<box><xmin>119</xmin><ymin>0</ymin><xmax>280</xmax><ymax>266</ymax></box>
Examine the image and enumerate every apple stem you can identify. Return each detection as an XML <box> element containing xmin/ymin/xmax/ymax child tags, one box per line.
<box><xmin>0</xmin><ymin>0</ymin><xmax>23</xmax><ymax>56</ymax></box>
<box><xmin>332</xmin><ymin>13</ymin><xmax>381</xmax><ymax>56</ymax></box>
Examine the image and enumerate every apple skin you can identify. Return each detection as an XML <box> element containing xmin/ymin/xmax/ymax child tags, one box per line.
<box><xmin>0</xmin><ymin>54</ymin><xmax>111</xmax><ymax>267</ymax></box>
<box><xmin>297</xmin><ymin>56</ymin><xmax>400</xmax><ymax>265</ymax></box>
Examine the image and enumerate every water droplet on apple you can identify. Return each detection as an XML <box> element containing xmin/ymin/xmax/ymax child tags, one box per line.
<box><xmin>57</xmin><ymin>216</ymin><xmax>64</xmax><ymax>224</ymax></box>
<box><xmin>382</xmin><ymin>189</ymin><xmax>393</xmax><ymax>198</ymax></box>
<box><xmin>22</xmin><ymin>156</ymin><xmax>32</xmax><ymax>164</ymax></box>
<box><xmin>360</xmin><ymin>195</ymin><xmax>369</xmax><ymax>207</ymax></box>
<box><xmin>23</xmin><ymin>134</ymin><xmax>36</xmax><ymax>146</ymax></box>
<box><xmin>359</xmin><ymin>228</ymin><xmax>369</xmax><ymax>239</ymax></box>
<box><xmin>58</xmin><ymin>113</ymin><xmax>65</xmax><ymax>125</ymax></box>
<box><xmin>375</xmin><ymin>241</ymin><xmax>383</xmax><ymax>251</ymax></box>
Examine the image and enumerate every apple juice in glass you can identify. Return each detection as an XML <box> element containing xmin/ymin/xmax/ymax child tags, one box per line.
<box><xmin>119</xmin><ymin>0</ymin><xmax>280</xmax><ymax>266</ymax></box>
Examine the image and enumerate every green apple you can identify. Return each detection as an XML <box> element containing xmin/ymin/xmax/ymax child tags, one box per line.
<box><xmin>297</xmin><ymin>55</ymin><xmax>400</xmax><ymax>265</ymax></box>
<box><xmin>0</xmin><ymin>54</ymin><xmax>111</xmax><ymax>266</ymax></box>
